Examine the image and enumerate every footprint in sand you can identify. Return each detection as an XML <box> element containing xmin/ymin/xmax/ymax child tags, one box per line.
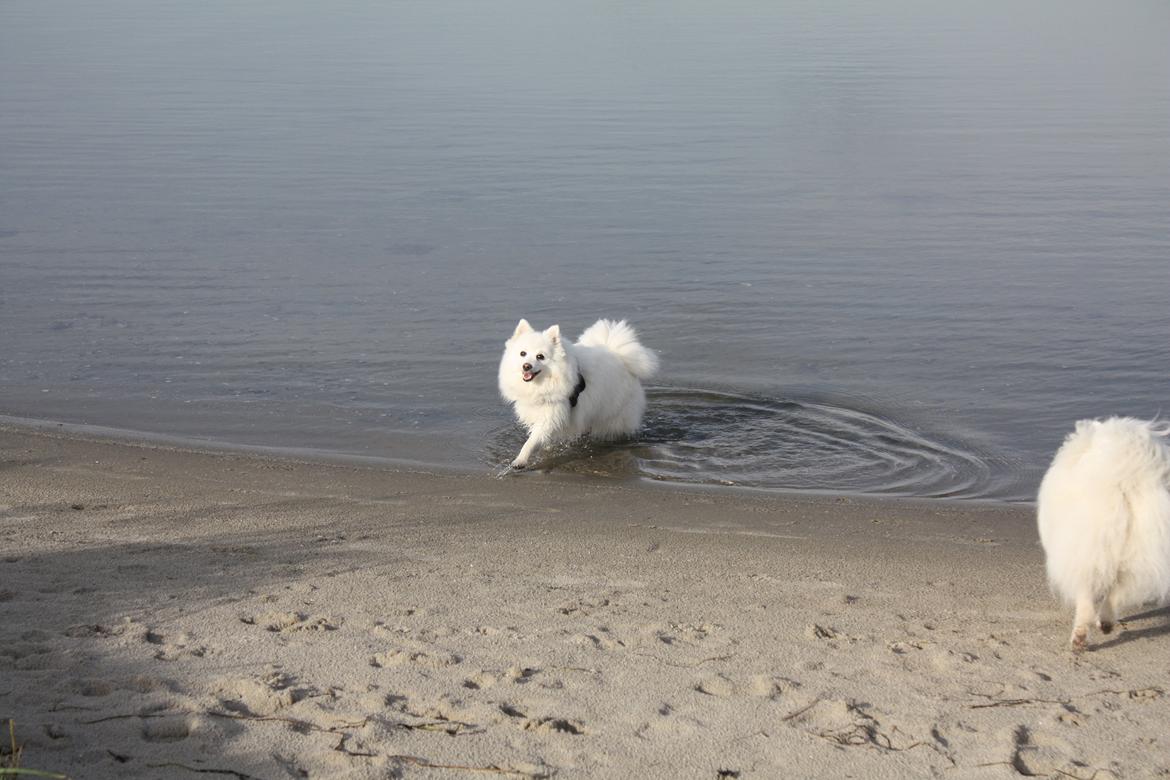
<box><xmin>523</xmin><ymin>717</ymin><xmax>586</xmax><ymax>735</ymax></box>
<box><xmin>557</xmin><ymin>595</ymin><xmax>618</xmax><ymax>617</ymax></box>
<box><xmin>63</xmin><ymin>623</ymin><xmax>122</xmax><ymax>639</ymax></box>
<box><xmin>497</xmin><ymin>702</ymin><xmax>587</xmax><ymax>735</ymax></box>
<box><xmin>694</xmin><ymin>674</ymin><xmax>784</xmax><ymax>700</ymax></box>
<box><xmin>695</xmin><ymin>675</ymin><xmax>736</xmax><ymax>698</ymax></box>
<box><xmin>379</xmin><ymin>691</ymin><xmax>490</xmax><ymax>735</ymax></box>
<box><xmin>240</xmin><ymin>611</ymin><xmax>339</xmax><ymax>632</ymax></box>
<box><xmin>141</xmin><ymin>628</ymin><xmax>210</xmax><ymax>661</ymax></box>
<box><xmin>785</xmin><ymin>698</ymin><xmax>922</xmax><ymax>753</ymax></box>
<box><xmin>214</xmin><ymin>670</ymin><xmax>315</xmax><ymax>716</ymax></box>
<box><xmin>370</xmin><ymin>647</ymin><xmax>462</xmax><ymax>669</ymax></box>
<box><xmin>571</xmin><ymin>627</ymin><xmax>626</xmax><ymax>651</ymax></box>
<box><xmin>42</xmin><ymin>723</ymin><xmax>69</xmax><ymax>743</ymax></box>
<box><xmin>141</xmin><ymin>716</ymin><xmax>195</xmax><ymax>743</ymax></box>
<box><xmin>126</xmin><ymin>676</ymin><xmax>179</xmax><ymax>694</ymax></box>
<box><xmin>462</xmin><ymin>671</ymin><xmax>499</xmax><ymax>690</ymax></box>
<box><xmin>643</xmin><ymin>621</ymin><xmax>722</xmax><ymax>648</ymax></box>
<box><xmin>68</xmin><ymin>679</ymin><xmax>116</xmax><ymax>697</ymax></box>
<box><xmin>0</xmin><ymin>640</ymin><xmax>55</xmax><ymax>671</ymax></box>
<box><xmin>1008</xmin><ymin>725</ymin><xmax>1083</xmax><ymax>776</ymax></box>
<box><xmin>1127</xmin><ymin>687</ymin><xmax>1163</xmax><ymax>701</ymax></box>
<box><xmin>804</xmin><ymin>623</ymin><xmax>842</xmax><ymax>641</ymax></box>
<box><xmin>505</xmin><ymin>665</ymin><xmax>539</xmax><ymax>684</ymax></box>
<box><xmin>471</xmin><ymin>624</ymin><xmax>524</xmax><ymax>639</ymax></box>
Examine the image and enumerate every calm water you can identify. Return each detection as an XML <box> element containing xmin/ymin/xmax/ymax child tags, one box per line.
<box><xmin>2</xmin><ymin>1</ymin><xmax>1168</xmax><ymax>502</ymax></box>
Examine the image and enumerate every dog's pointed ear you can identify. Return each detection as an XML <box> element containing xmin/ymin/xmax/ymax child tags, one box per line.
<box><xmin>544</xmin><ymin>324</ymin><xmax>561</xmax><ymax>344</ymax></box>
<box><xmin>511</xmin><ymin>319</ymin><xmax>533</xmax><ymax>340</ymax></box>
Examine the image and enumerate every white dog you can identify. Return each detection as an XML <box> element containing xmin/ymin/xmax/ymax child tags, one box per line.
<box><xmin>1037</xmin><ymin>417</ymin><xmax>1170</xmax><ymax>649</ymax></box>
<box><xmin>498</xmin><ymin>318</ymin><xmax>658</xmax><ymax>469</ymax></box>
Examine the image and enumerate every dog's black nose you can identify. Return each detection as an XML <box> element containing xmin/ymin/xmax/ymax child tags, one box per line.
<box><xmin>522</xmin><ymin>363</ymin><xmax>532</xmax><ymax>371</ymax></box>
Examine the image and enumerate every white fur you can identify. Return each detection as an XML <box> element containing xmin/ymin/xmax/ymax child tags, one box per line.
<box><xmin>1037</xmin><ymin>416</ymin><xmax>1170</xmax><ymax>649</ymax></box>
<box><xmin>498</xmin><ymin>318</ymin><xmax>658</xmax><ymax>468</ymax></box>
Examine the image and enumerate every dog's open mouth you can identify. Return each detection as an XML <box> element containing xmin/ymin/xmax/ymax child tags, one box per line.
<box><xmin>522</xmin><ymin>369</ymin><xmax>541</xmax><ymax>382</ymax></box>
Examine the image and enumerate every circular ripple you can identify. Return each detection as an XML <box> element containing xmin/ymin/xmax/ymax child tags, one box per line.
<box><xmin>486</xmin><ymin>387</ymin><xmax>1026</xmax><ymax>501</ymax></box>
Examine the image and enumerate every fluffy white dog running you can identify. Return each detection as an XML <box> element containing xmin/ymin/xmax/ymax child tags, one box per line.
<box><xmin>498</xmin><ymin>318</ymin><xmax>658</xmax><ymax>469</ymax></box>
<box><xmin>1037</xmin><ymin>417</ymin><xmax>1170</xmax><ymax>649</ymax></box>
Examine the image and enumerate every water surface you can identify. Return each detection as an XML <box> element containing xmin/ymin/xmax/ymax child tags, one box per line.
<box><xmin>2</xmin><ymin>1</ymin><xmax>1168</xmax><ymax>501</ymax></box>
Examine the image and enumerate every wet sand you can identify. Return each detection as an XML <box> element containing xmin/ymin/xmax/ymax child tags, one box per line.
<box><xmin>1</xmin><ymin>424</ymin><xmax>1167</xmax><ymax>778</ymax></box>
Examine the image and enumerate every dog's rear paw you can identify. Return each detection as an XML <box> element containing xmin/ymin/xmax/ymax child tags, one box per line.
<box><xmin>1098</xmin><ymin>620</ymin><xmax>1114</xmax><ymax>635</ymax></box>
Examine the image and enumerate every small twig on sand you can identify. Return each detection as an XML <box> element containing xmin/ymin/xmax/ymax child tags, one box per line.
<box><xmin>1054</xmin><ymin>768</ymin><xmax>1118</xmax><ymax>780</ymax></box>
<box><xmin>79</xmin><ymin>710</ymin><xmax>182</xmax><ymax>725</ymax></box>
<box><xmin>206</xmin><ymin>710</ymin><xmax>369</xmax><ymax>735</ymax></box>
<box><xmin>388</xmin><ymin>756</ymin><xmax>551</xmax><ymax>778</ymax></box>
<box><xmin>630</xmin><ymin>652</ymin><xmax>734</xmax><ymax>669</ymax></box>
<box><xmin>781</xmin><ymin>698</ymin><xmax>821</xmax><ymax>722</ymax></box>
<box><xmin>143</xmin><ymin>764</ymin><xmax>259</xmax><ymax>780</ymax></box>
<box><xmin>968</xmin><ymin>697</ymin><xmax>1068</xmax><ymax>710</ymax></box>
<box><xmin>967</xmin><ymin>686</ymin><xmax>1163</xmax><ymax>710</ymax></box>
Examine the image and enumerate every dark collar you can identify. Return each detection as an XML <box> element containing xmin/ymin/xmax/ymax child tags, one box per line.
<box><xmin>568</xmin><ymin>372</ymin><xmax>586</xmax><ymax>408</ymax></box>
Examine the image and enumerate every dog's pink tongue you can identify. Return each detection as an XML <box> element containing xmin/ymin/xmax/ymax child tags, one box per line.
<box><xmin>523</xmin><ymin>371</ymin><xmax>534</xmax><ymax>381</ymax></box>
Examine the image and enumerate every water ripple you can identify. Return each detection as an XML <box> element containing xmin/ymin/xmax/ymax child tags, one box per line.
<box><xmin>487</xmin><ymin>388</ymin><xmax>1029</xmax><ymax>501</ymax></box>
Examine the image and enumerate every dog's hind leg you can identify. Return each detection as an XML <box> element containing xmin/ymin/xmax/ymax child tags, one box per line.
<box><xmin>1071</xmin><ymin>589</ymin><xmax>1096</xmax><ymax>650</ymax></box>
<box><xmin>1097</xmin><ymin>599</ymin><xmax>1115</xmax><ymax>635</ymax></box>
<box><xmin>1097</xmin><ymin>589</ymin><xmax>1121</xmax><ymax>635</ymax></box>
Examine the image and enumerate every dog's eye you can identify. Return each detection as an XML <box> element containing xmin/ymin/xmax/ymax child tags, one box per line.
<box><xmin>536</xmin><ymin>354</ymin><xmax>545</xmax><ymax>361</ymax></box>
<box><xmin>519</xmin><ymin>351</ymin><xmax>526</xmax><ymax>357</ymax></box>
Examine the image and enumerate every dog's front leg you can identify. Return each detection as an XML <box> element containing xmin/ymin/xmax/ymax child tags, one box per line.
<box><xmin>512</xmin><ymin>428</ymin><xmax>547</xmax><ymax>469</ymax></box>
<box><xmin>510</xmin><ymin>405</ymin><xmax>568</xmax><ymax>470</ymax></box>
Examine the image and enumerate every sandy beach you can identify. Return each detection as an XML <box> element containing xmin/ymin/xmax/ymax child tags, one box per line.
<box><xmin>1</xmin><ymin>423</ymin><xmax>1167</xmax><ymax>779</ymax></box>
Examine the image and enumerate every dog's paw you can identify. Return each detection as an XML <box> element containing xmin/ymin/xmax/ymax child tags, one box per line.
<box><xmin>1070</xmin><ymin>626</ymin><xmax>1089</xmax><ymax>651</ymax></box>
<box><xmin>495</xmin><ymin>461</ymin><xmax>526</xmax><ymax>476</ymax></box>
<box><xmin>509</xmin><ymin>458</ymin><xmax>529</xmax><ymax>471</ymax></box>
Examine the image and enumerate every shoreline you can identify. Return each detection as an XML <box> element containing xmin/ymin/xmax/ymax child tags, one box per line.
<box><xmin>1</xmin><ymin>424</ymin><xmax>1165</xmax><ymax>778</ymax></box>
<box><xmin>0</xmin><ymin>414</ymin><xmax>476</xmax><ymax>478</ymax></box>
<box><xmin>0</xmin><ymin>414</ymin><xmax>1031</xmax><ymax>509</ymax></box>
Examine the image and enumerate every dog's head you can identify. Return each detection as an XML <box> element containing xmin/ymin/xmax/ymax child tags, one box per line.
<box><xmin>500</xmin><ymin>319</ymin><xmax>565</xmax><ymax>388</ymax></box>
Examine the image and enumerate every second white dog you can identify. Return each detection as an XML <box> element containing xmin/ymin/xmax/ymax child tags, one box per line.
<box><xmin>1037</xmin><ymin>416</ymin><xmax>1170</xmax><ymax>649</ymax></box>
<box><xmin>498</xmin><ymin>318</ymin><xmax>658</xmax><ymax>469</ymax></box>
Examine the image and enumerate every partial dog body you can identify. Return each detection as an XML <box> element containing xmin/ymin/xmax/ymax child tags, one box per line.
<box><xmin>498</xmin><ymin>318</ymin><xmax>658</xmax><ymax>469</ymax></box>
<box><xmin>1037</xmin><ymin>417</ymin><xmax>1170</xmax><ymax>649</ymax></box>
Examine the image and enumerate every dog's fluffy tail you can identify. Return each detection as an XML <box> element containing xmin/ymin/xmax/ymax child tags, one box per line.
<box><xmin>578</xmin><ymin>319</ymin><xmax>659</xmax><ymax>380</ymax></box>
